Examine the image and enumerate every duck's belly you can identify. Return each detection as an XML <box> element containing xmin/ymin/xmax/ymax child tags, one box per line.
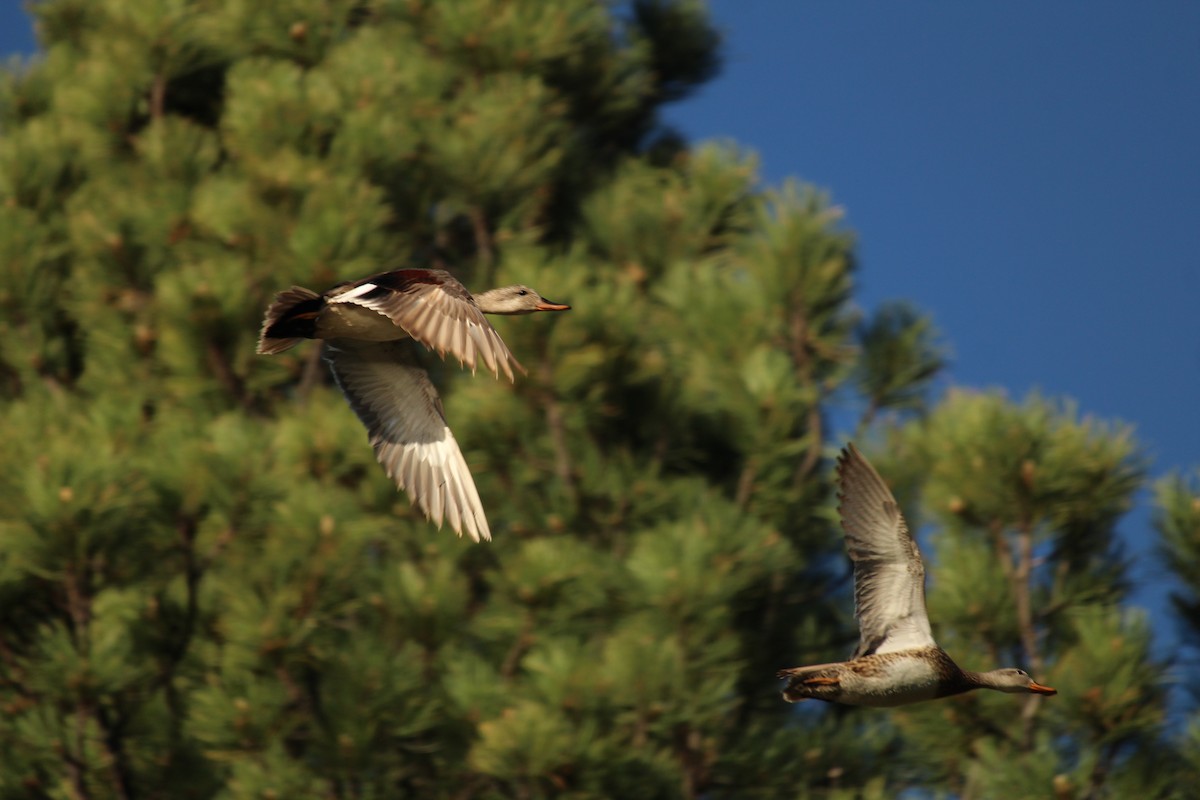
<box><xmin>318</xmin><ymin>305</ymin><xmax>410</xmax><ymax>341</ymax></box>
<box><xmin>843</xmin><ymin>659</ymin><xmax>943</xmax><ymax>708</ymax></box>
<box><xmin>849</xmin><ymin>680</ymin><xmax>941</xmax><ymax>708</ymax></box>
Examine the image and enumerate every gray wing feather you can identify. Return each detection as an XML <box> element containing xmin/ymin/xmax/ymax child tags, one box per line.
<box><xmin>324</xmin><ymin>339</ymin><xmax>491</xmax><ymax>542</ymax></box>
<box><xmin>837</xmin><ymin>443</ymin><xmax>935</xmax><ymax>657</ymax></box>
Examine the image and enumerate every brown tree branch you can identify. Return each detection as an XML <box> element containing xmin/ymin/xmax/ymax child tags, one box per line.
<box><xmin>205</xmin><ymin>341</ymin><xmax>248</xmax><ymax>407</ymax></box>
<box><xmin>787</xmin><ymin>307</ymin><xmax>824</xmax><ymax>484</ymax></box>
<box><xmin>162</xmin><ymin>515</ymin><xmax>201</xmax><ymax>680</ymax></box>
<box><xmin>62</xmin><ymin>740</ymin><xmax>92</xmax><ymax>800</ymax></box>
<box><xmin>469</xmin><ymin>206</ymin><xmax>494</xmax><ymax>283</ymax></box>
<box><xmin>297</xmin><ymin>344</ymin><xmax>326</xmax><ymax>399</ymax></box>
<box><xmin>95</xmin><ymin>705</ymin><xmax>135</xmax><ymax>800</ymax></box>
<box><xmin>63</xmin><ymin>564</ymin><xmax>92</xmax><ymax>647</ymax></box>
<box><xmin>1081</xmin><ymin>740</ymin><xmax>1123</xmax><ymax>800</ymax></box>
<box><xmin>734</xmin><ymin>458</ymin><xmax>757</xmax><ymax>508</ymax></box>
<box><xmin>150</xmin><ymin>72</ymin><xmax>166</xmax><ymax>120</ymax></box>
<box><xmin>537</xmin><ymin>354</ymin><xmax>578</xmax><ymax>507</ymax></box>
<box><xmin>61</xmin><ymin>560</ymin><xmax>96</xmax><ymax>800</ymax></box>
<box><xmin>989</xmin><ymin>520</ymin><xmax>1046</xmax><ymax>749</ymax></box>
<box><xmin>676</xmin><ymin>724</ymin><xmax>712</xmax><ymax>800</ymax></box>
<box><xmin>500</xmin><ymin>615</ymin><xmax>535</xmax><ymax>681</ymax></box>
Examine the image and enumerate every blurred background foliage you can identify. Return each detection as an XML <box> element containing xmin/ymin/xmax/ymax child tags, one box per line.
<box><xmin>0</xmin><ymin>1</ymin><xmax>1198</xmax><ymax>798</ymax></box>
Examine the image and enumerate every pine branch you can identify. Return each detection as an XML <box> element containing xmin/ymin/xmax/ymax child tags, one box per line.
<box><xmin>204</xmin><ymin>341</ymin><xmax>249</xmax><ymax>408</ymax></box>
<box><xmin>1081</xmin><ymin>740</ymin><xmax>1124</xmax><ymax>800</ymax></box>
<box><xmin>63</xmin><ymin>563</ymin><xmax>93</xmax><ymax>649</ymax></box>
<box><xmin>1014</xmin><ymin>526</ymin><xmax>1043</xmax><ymax>675</ymax></box>
<box><xmin>57</xmin><ymin>561</ymin><xmax>97</xmax><ymax>800</ymax></box>
<box><xmin>787</xmin><ymin>308</ymin><xmax>824</xmax><ymax>484</ymax></box>
<box><xmin>95</xmin><ymin>705</ymin><xmax>135</xmax><ymax>800</ymax></box>
<box><xmin>676</xmin><ymin>723</ymin><xmax>711</xmax><ymax>800</ymax></box>
<box><xmin>469</xmin><ymin>206</ymin><xmax>494</xmax><ymax>281</ymax></box>
<box><xmin>298</xmin><ymin>344</ymin><xmax>326</xmax><ymax>398</ymax></box>
<box><xmin>150</xmin><ymin>72</ymin><xmax>166</xmax><ymax>121</ymax></box>
<box><xmin>734</xmin><ymin>456</ymin><xmax>756</xmax><ymax>508</ymax></box>
<box><xmin>537</xmin><ymin>353</ymin><xmax>578</xmax><ymax>507</ymax></box>
<box><xmin>160</xmin><ymin>515</ymin><xmax>201</xmax><ymax>680</ymax></box>
<box><xmin>62</xmin><ymin>738</ymin><xmax>92</xmax><ymax>800</ymax></box>
<box><xmin>853</xmin><ymin>397</ymin><xmax>879</xmax><ymax>441</ymax></box>
<box><xmin>989</xmin><ymin>520</ymin><xmax>1046</xmax><ymax>748</ymax></box>
<box><xmin>500</xmin><ymin>615</ymin><xmax>535</xmax><ymax>681</ymax></box>
<box><xmin>201</xmin><ymin>524</ymin><xmax>237</xmax><ymax>569</ymax></box>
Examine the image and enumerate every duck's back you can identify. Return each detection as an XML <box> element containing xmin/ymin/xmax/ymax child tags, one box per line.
<box><xmin>318</xmin><ymin>301</ymin><xmax>411</xmax><ymax>341</ymax></box>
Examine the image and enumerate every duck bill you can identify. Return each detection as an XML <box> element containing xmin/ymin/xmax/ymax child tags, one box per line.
<box><xmin>1028</xmin><ymin>681</ymin><xmax>1057</xmax><ymax>696</ymax></box>
<box><xmin>535</xmin><ymin>299</ymin><xmax>571</xmax><ymax>311</ymax></box>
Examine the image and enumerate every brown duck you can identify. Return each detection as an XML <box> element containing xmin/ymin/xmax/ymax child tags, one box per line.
<box><xmin>257</xmin><ymin>268</ymin><xmax>570</xmax><ymax>542</ymax></box>
<box><xmin>778</xmin><ymin>443</ymin><xmax>1057</xmax><ymax>707</ymax></box>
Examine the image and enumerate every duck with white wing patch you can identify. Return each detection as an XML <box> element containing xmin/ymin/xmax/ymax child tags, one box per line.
<box><xmin>257</xmin><ymin>268</ymin><xmax>570</xmax><ymax>543</ymax></box>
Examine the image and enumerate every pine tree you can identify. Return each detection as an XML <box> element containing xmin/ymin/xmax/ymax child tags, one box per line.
<box><xmin>0</xmin><ymin>1</ymin><xmax>1186</xmax><ymax>798</ymax></box>
<box><xmin>1157</xmin><ymin>470</ymin><xmax>1200</xmax><ymax>787</ymax></box>
<box><xmin>0</xmin><ymin>2</ymin><xmax>878</xmax><ymax>796</ymax></box>
<box><xmin>1159</xmin><ymin>472</ymin><xmax>1200</xmax><ymax>645</ymax></box>
<box><xmin>870</xmin><ymin>392</ymin><xmax>1177</xmax><ymax>798</ymax></box>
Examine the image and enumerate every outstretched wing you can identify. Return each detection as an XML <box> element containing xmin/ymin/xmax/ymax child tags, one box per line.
<box><xmin>324</xmin><ymin>339</ymin><xmax>491</xmax><ymax>542</ymax></box>
<box><xmin>326</xmin><ymin>269</ymin><xmax>520</xmax><ymax>381</ymax></box>
<box><xmin>837</xmin><ymin>443</ymin><xmax>934</xmax><ymax>657</ymax></box>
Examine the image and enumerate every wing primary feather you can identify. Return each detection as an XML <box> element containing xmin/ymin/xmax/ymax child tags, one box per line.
<box><xmin>291</xmin><ymin>269</ymin><xmax>564</xmax><ymax>542</ymax></box>
<box><xmin>324</xmin><ymin>340</ymin><xmax>493</xmax><ymax>541</ymax></box>
<box><xmin>837</xmin><ymin>443</ymin><xmax>935</xmax><ymax>657</ymax></box>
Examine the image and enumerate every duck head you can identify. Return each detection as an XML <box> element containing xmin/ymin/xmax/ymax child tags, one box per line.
<box><xmin>475</xmin><ymin>285</ymin><xmax>571</xmax><ymax>315</ymax></box>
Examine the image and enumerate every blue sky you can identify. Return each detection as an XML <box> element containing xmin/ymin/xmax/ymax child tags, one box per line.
<box><xmin>667</xmin><ymin>1</ymin><xmax>1200</xmax><ymax>473</ymax></box>
<box><xmin>2</xmin><ymin>5</ymin><xmax>1197</xmax><ymax>633</ymax></box>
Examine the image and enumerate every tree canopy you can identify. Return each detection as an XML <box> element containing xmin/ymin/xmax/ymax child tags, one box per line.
<box><xmin>0</xmin><ymin>1</ymin><xmax>1195</xmax><ymax>798</ymax></box>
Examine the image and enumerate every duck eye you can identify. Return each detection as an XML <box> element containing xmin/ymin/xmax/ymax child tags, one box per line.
<box><xmin>517</xmin><ymin>290</ymin><xmax>528</xmax><ymax>296</ymax></box>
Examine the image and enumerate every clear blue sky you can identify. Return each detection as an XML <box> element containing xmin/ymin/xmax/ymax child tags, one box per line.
<box><xmin>2</xmin><ymin>5</ymin><xmax>1197</xmax><ymax>630</ymax></box>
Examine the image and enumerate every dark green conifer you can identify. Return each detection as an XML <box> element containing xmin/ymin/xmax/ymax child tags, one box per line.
<box><xmin>0</xmin><ymin>2</ymin><xmax>1189</xmax><ymax>798</ymax></box>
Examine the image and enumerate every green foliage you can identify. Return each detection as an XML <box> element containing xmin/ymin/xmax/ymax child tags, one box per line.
<box><xmin>879</xmin><ymin>392</ymin><xmax>1170</xmax><ymax>796</ymax></box>
<box><xmin>0</xmin><ymin>1</ymin><xmax>1190</xmax><ymax>798</ymax></box>
<box><xmin>1159</xmin><ymin>471</ymin><xmax>1200</xmax><ymax>790</ymax></box>
<box><xmin>854</xmin><ymin>300</ymin><xmax>947</xmax><ymax>427</ymax></box>
<box><xmin>1158</xmin><ymin>472</ymin><xmax>1200</xmax><ymax>640</ymax></box>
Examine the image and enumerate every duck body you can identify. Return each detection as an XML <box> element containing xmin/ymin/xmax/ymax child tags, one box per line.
<box><xmin>777</xmin><ymin>444</ymin><xmax>1057</xmax><ymax>707</ymax></box>
<box><xmin>257</xmin><ymin>268</ymin><xmax>570</xmax><ymax>542</ymax></box>
<box><xmin>255</xmin><ymin>284</ymin><xmax>408</xmax><ymax>346</ymax></box>
<box><xmin>319</xmin><ymin>299</ymin><xmax>414</xmax><ymax>341</ymax></box>
<box><xmin>259</xmin><ymin>269</ymin><xmax>570</xmax><ymax>354</ymax></box>
<box><xmin>780</xmin><ymin>647</ymin><xmax>974</xmax><ymax>707</ymax></box>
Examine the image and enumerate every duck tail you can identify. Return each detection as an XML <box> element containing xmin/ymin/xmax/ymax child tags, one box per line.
<box><xmin>257</xmin><ymin>286</ymin><xmax>323</xmax><ymax>354</ymax></box>
<box><xmin>776</xmin><ymin>665</ymin><xmax>836</xmax><ymax>704</ymax></box>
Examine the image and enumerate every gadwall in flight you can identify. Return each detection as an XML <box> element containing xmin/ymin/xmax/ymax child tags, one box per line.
<box><xmin>258</xmin><ymin>268</ymin><xmax>570</xmax><ymax>542</ymax></box>
<box><xmin>778</xmin><ymin>443</ymin><xmax>1057</xmax><ymax>706</ymax></box>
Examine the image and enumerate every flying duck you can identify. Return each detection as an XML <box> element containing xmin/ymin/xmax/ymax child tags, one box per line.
<box><xmin>257</xmin><ymin>268</ymin><xmax>570</xmax><ymax>542</ymax></box>
<box><xmin>778</xmin><ymin>443</ymin><xmax>1057</xmax><ymax>706</ymax></box>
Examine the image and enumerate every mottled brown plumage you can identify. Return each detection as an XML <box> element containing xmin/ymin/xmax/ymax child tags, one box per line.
<box><xmin>777</xmin><ymin>443</ymin><xmax>1057</xmax><ymax>707</ymax></box>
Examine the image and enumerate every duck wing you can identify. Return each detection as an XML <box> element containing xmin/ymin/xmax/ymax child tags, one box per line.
<box><xmin>326</xmin><ymin>269</ymin><xmax>520</xmax><ymax>381</ymax></box>
<box><xmin>837</xmin><ymin>443</ymin><xmax>935</xmax><ymax>657</ymax></box>
<box><xmin>324</xmin><ymin>339</ymin><xmax>491</xmax><ymax>542</ymax></box>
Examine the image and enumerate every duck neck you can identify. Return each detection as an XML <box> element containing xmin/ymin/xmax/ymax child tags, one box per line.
<box><xmin>472</xmin><ymin>288</ymin><xmax>515</xmax><ymax>315</ymax></box>
<box><xmin>960</xmin><ymin>669</ymin><xmax>987</xmax><ymax>689</ymax></box>
<box><xmin>471</xmin><ymin>289</ymin><xmax>499</xmax><ymax>313</ymax></box>
<box><xmin>962</xmin><ymin>669</ymin><xmax>1011</xmax><ymax>692</ymax></box>
<box><xmin>929</xmin><ymin>649</ymin><xmax>984</xmax><ymax>697</ymax></box>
